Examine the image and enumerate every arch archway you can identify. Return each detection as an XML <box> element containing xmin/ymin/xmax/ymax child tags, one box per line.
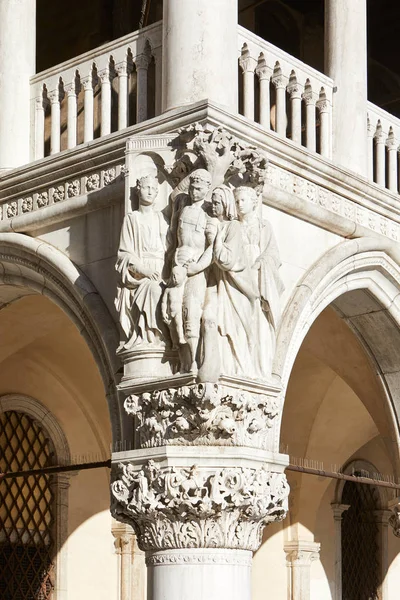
<box><xmin>260</xmin><ymin>237</ymin><xmax>400</xmax><ymax>599</ymax></box>
<box><xmin>0</xmin><ymin>232</ymin><xmax>121</xmax><ymax>440</ymax></box>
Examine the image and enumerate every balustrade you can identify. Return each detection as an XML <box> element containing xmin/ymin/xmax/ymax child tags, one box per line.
<box><xmin>367</xmin><ymin>103</ymin><xmax>400</xmax><ymax>194</ymax></box>
<box><xmin>30</xmin><ymin>22</ymin><xmax>161</xmax><ymax>160</ymax></box>
<box><xmin>238</xmin><ymin>26</ymin><xmax>334</xmax><ymax>158</ymax></box>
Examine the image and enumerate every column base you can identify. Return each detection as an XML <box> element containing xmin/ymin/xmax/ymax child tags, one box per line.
<box><xmin>146</xmin><ymin>548</ymin><xmax>252</xmax><ymax>600</ymax></box>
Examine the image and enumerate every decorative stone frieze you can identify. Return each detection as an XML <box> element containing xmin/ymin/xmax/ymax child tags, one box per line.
<box><xmin>1</xmin><ymin>163</ymin><xmax>124</xmax><ymax>221</ymax></box>
<box><xmin>37</xmin><ymin>191</ymin><xmax>49</xmax><ymax>208</ymax></box>
<box><xmin>86</xmin><ymin>173</ymin><xmax>100</xmax><ymax>192</ymax></box>
<box><xmin>124</xmin><ymin>381</ymin><xmax>280</xmax><ymax>449</ymax></box>
<box><xmin>111</xmin><ymin>459</ymin><xmax>289</xmax><ymax>552</ymax></box>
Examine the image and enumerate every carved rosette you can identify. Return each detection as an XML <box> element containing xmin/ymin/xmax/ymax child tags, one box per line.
<box><xmin>124</xmin><ymin>382</ymin><xmax>280</xmax><ymax>449</ymax></box>
<box><xmin>111</xmin><ymin>460</ymin><xmax>289</xmax><ymax>552</ymax></box>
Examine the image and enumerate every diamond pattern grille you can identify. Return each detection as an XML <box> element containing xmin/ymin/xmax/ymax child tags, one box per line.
<box><xmin>0</xmin><ymin>411</ymin><xmax>55</xmax><ymax>600</ymax></box>
<box><xmin>342</xmin><ymin>477</ymin><xmax>380</xmax><ymax>600</ymax></box>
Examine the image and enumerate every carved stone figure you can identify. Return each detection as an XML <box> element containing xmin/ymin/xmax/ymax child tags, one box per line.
<box><xmin>201</xmin><ymin>185</ymin><xmax>260</xmax><ymax>380</ymax></box>
<box><xmin>166</xmin><ymin>168</ymin><xmax>215</xmax><ymax>371</ymax></box>
<box><xmin>235</xmin><ymin>186</ymin><xmax>284</xmax><ymax>375</ymax></box>
<box><xmin>115</xmin><ymin>174</ymin><xmax>169</xmax><ymax>349</ymax></box>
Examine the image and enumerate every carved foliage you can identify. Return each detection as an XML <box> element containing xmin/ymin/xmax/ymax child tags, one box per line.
<box><xmin>165</xmin><ymin>124</ymin><xmax>268</xmax><ymax>192</ymax></box>
<box><xmin>124</xmin><ymin>383</ymin><xmax>279</xmax><ymax>449</ymax></box>
<box><xmin>111</xmin><ymin>460</ymin><xmax>289</xmax><ymax>551</ymax></box>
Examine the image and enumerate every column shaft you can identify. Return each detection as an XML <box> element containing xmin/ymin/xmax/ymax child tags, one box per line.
<box><xmin>0</xmin><ymin>0</ymin><xmax>36</xmax><ymax>171</ymax></box>
<box><xmin>162</xmin><ymin>0</ymin><xmax>238</xmax><ymax>113</ymax></box>
<box><xmin>325</xmin><ymin>0</ymin><xmax>368</xmax><ymax>175</ymax></box>
<box><xmin>146</xmin><ymin>549</ymin><xmax>252</xmax><ymax>600</ymax></box>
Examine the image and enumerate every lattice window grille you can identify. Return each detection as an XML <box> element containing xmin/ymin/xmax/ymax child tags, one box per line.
<box><xmin>341</xmin><ymin>475</ymin><xmax>381</xmax><ymax>600</ymax></box>
<box><xmin>0</xmin><ymin>410</ymin><xmax>55</xmax><ymax>600</ymax></box>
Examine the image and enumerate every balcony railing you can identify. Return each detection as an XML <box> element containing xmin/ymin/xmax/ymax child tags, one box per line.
<box><xmin>30</xmin><ymin>22</ymin><xmax>162</xmax><ymax>160</ymax></box>
<box><xmin>367</xmin><ymin>102</ymin><xmax>400</xmax><ymax>194</ymax></box>
<box><xmin>237</xmin><ymin>26</ymin><xmax>334</xmax><ymax>159</ymax></box>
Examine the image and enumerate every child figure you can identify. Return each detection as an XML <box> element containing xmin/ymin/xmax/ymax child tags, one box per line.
<box><xmin>162</xmin><ymin>265</ymin><xmax>187</xmax><ymax>349</ymax></box>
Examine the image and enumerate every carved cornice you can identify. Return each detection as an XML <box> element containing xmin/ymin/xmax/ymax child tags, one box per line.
<box><xmin>111</xmin><ymin>460</ymin><xmax>289</xmax><ymax>552</ymax></box>
<box><xmin>124</xmin><ymin>382</ymin><xmax>280</xmax><ymax>449</ymax></box>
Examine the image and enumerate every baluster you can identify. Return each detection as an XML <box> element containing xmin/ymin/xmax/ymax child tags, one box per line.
<box><xmin>65</xmin><ymin>77</ymin><xmax>79</xmax><ymax>149</ymax></box>
<box><xmin>255</xmin><ymin>53</ymin><xmax>272</xmax><ymax>129</ymax></box>
<box><xmin>82</xmin><ymin>72</ymin><xmax>95</xmax><ymax>142</ymax></box>
<box><xmin>367</xmin><ymin>116</ymin><xmax>374</xmax><ymax>181</ymax></box>
<box><xmin>302</xmin><ymin>83</ymin><xmax>316</xmax><ymax>152</ymax></box>
<box><xmin>34</xmin><ymin>91</ymin><xmax>47</xmax><ymax>160</ymax></box>
<box><xmin>387</xmin><ymin>128</ymin><xmax>398</xmax><ymax>193</ymax></box>
<box><xmin>288</xmin><ymin>73</ymin><xmax>302</xmax><ymax>145</ymax></box>
<box><xmin>135</xmin><ymin>51</ymin><xmax>151</xmax><ymax>124</ymax></box>
<box><xmin>48</xmin><ymin>85</ymin><xmax>63</xmax><ymax>155</ymax></box>
<box><xmin>153</xmin><ymin>46</ymin><xmax>162</xmax><ymax>116</ymax></box>
<box><xmin>239</xmin><ymin>44</ymin><xmax>257</xmax><ymax>121</ymax></box>
<box><xmin>116</xmin><ymin>60</ymin><xmax>129</xmax><ymax>130</ymax></box>
<box><xmin>99</xmin><ymin>65</ymin><xmax>113</xmax><ymax>136</ymax></box>
<box><xmin>375</xmin><ymin>123</ymin><xmax>386</xmax><ymax>186</ymax></box>
<box><xmin>316</xmin><ymin>95</ymin><xmax>331</xmax><ymax>157</ymax></box>
<box><xmin>272</xmin><ymin>64</ymin><xmax>288</xmax><ymax>137</ymax></box>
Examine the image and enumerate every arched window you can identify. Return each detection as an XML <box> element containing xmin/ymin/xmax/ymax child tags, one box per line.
<box><xmin>341</xmin><ymin>475</ymin><xmax>381</xmax><ymax>600</ymax></box>
<box><xmin>0</xmin><ymin>396</ymin><xmax>70</xmax><ymax>600</ymax></box>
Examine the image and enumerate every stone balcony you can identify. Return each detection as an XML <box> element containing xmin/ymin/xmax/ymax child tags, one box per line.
<box><xmin>1</xmin><ymin>22</ymin><xmax>400</xmax><ymax>253</ymax></box>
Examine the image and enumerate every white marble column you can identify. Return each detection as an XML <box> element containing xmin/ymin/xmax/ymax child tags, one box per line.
<box><xmin>325</xmin><ymin>0</ymin><xmax>368</xmax><ymax>176</ymax></box>
<box><xmin>0</xmin><ymin>0</ymin><xmax>36</xmax><ymax>172</ymax></box>
<box><xmin>331</xmin><ymin>503</ymin><xmax>350</xmax><ymax>600</ymax></box>
<box><xmin>162</xmin><ymin>0</ymin><xmax>238</xmax><ymax>113</ymax></box>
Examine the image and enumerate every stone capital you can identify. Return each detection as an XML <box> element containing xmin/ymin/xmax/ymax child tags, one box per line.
<box><xmin>111</xmin><ymin>453</ymin><xmax>289</xmax><ymax>552</ymax></box>
<box><xmin>316</xmin><ymin>97</ymin><xmax>331</xmax><ymax>113</ymax></box>
<box><xmin>255</xmin><ymin>54</ymin><xmax>272</xmax><ymax>81</ymax></box>
<box><xmin>135</xmin><ymin>53</ymin><xmax>152</xmax><ymax>71</ymax></box>
<box><xmin>388</xmin><ymin>498</ymin><xmax>400</xmax><ymax>536</ymax></box>
<box><xmin>239</xmin><ymin>44</ymin><xmax>257</xmax><ymax>74</ymax></box>
<box><xmin>331</xmin><ymin>502</ymin><xmax>350</xmax><ymax>520</ymax></box>
<box><xmin>284</xmin><ymin>540</ymin><xmax>320</xmax><ymax>566</ymax></box>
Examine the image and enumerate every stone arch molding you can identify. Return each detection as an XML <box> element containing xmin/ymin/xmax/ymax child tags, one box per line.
<box><xmin>274</xmin><ymin>237</ymin><xmax>400</xmax><ymax>386</ymax></box>
<box><xmin>0</xmin><ymin>232</ymin><xmax>121</xmax><ymax>440</ymax></box>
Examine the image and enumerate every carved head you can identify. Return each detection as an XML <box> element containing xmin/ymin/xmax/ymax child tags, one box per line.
<box><xmin>171</xmin><ymin>264</ymin><xmax>187</xmax><ymax>287</ymax></box>
<box><xmin>234</xmin><ymin>186</ymin><xmax>258</xmax><ymax>219</ymax></box>
<box><xmin>137</xmin><ymin>174</ymin><xmax>159</xmax><ymax>206</ymax></box>
<box><xmin>211</xmin><ymin>185</ymin><xmax>237</xmax><ymax>221</ymax></box>
<box><xmin>188</xmin><ymin>169</ymin><xmax>212</xmax><ymax>203</ymax></box>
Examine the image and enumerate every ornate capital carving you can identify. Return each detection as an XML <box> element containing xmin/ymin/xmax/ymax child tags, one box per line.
<box><xmin>388</xmin><ymin>500</ymin><xmax>400</xmax><ymax>536</ymax></box>
<box><xmin>316</xmin><ymin>97</ymin><xmax>330</xmax><ymax>113</ymax></box>
<box><xmin>284</xmin><ymin>540</ymin><xmax>320</xmax><ymax>566</ymax></box>
<box><xmin>124</xmin><ymin>381</ymin><xmax>280</xmax><ymax>449</ymax></box>
<box><xmin>255</xmin><ymin>54</ymin><xmax>272</xmax><ymax>81</ymax></box>
<box><xmin>82</xmin><ymin>75</ymin><xmax>95</xmax><ymax>92</ymax></box>
<box><xmin>111</xmin><ymin>460</ymin><xmax>289</xmax><ymax>552</ymax></box>
<box><xmin>239</xmin><ymin>44</ymin><xmax>257</xmax><ymax>74</ymax></box>
<box><xmin>64</xmin><ymin>79</ymin><xmax>80</xmax><ymax>97</ymax></box>
<box><xmin>98</xmin><ymin>67</ymin><xmax>114</xmax><ymax>84</ymax></box>
<box><xmin>135</xmin><ymin>53</ymin><xmax>152</xmax><ymax>71</ymax></box>
<box><xmin>302</xmin><ymin>88</ymin><xmax>316</xmax><ymax>106</ymax></box>
<box><xmin>287</xmin><ymin>80</ymin><xmax>302</xmax><ymax>99</ymax></box>
<box><xmin>48</xmin><ymin>88</ymin><xmax>63</xmax><ymax>104</ymax></box>
<box><xmin>331</xmin><ymin>503</ymin><xmax>350</xmax><ymax>521</ymax></box>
